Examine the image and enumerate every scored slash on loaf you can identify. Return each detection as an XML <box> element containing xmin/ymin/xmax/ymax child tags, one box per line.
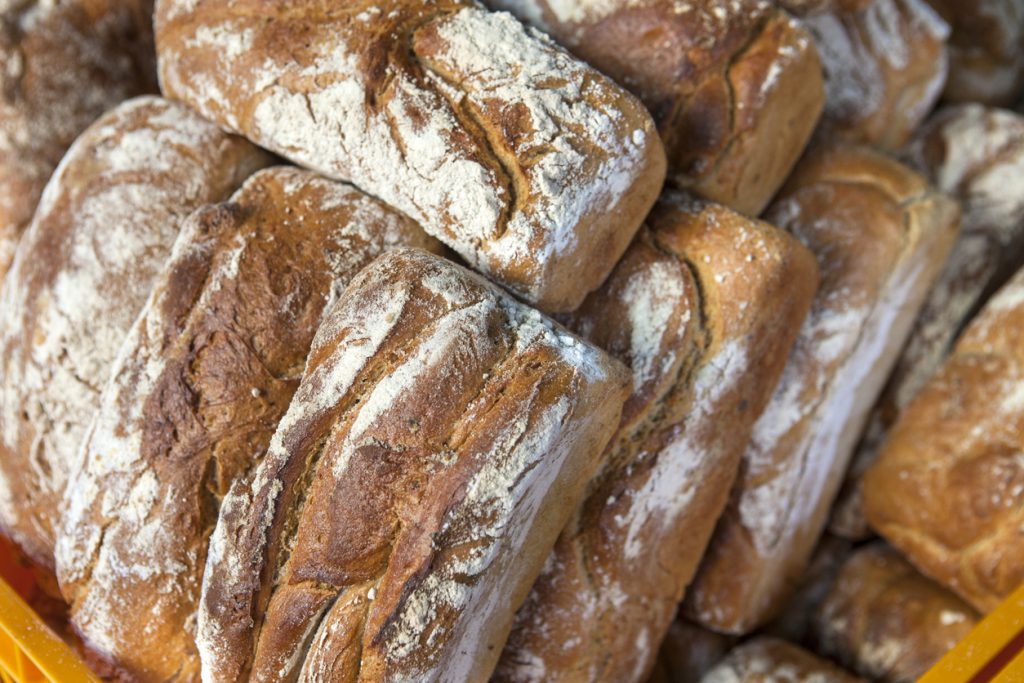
<box><xmin>484</xmin><ymin>0</ymin><xmax>826</xmax><ymax>216</ymax></box>
<box><xmin>196</xmin><ymin>249</ymin><xmax>631</xmax><ymax>682</ymax></box>
<box><xmin>154</xmin><ymin>0</ymin><xmax>666</xmax><ymax>312</ymax></box>
<box><xmin>494</xmin><ymin>198</ymin><xmax>818</xmax><ymax>682</ymax></box>
<box><xmin>55</xmin><ymin>167</ymin><xmax>443</xmax><ymax>683</ymax></box>
<box><xmin>0</xmin><ymin>96</ymin><xmax>269</xmax><ymax>570</ymax></box>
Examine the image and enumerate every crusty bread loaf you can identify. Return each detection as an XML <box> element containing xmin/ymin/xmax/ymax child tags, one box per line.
<box><xmin>0</xmin><ymin>0</ymin><xmax>156</xmax><ymax>282</ymax></box>
<box><xmin>806</xmin><ymin>0</ymin><xmax>950</xmax><ymax>150</ymax></box>
<box><xmin>685</xmin><ymin>145</ymin><xmax>961</xmax><ymax>634</ymax></box>
<box><xmin>494</xmin><ymin>198</ymin><xmax>818</xmax><ymax>682</ymax></box>
<box><xmin>154</xmin><ymin>0</ymin><xmax>665</xmax><ymax>312</ymax></box>
<box><xmin>864</xmin><ymin>265</ymin><xmax>1024</xmax><ymax>613</ymax></box>
<box><xmin>647</xmin><ymin>620</ymin><xmax>734</xmax><ymax>683</ymax></box>
<box><xmin>55</xmin><ymin>168</ymin><xmax>443</xmax><ymax>683</ymax></box>
<box><xmin>812</xmin><ymin>543</ymin><xmax>979</xmax><ymax>683</ymax></box>
<box><xmin>195</xmin><ymin>248</ymin><xmax>630</xmax><ymax>682</ymax></box>
<box><xmin>0</xmin><ymin>96</ymin><xmax>269</xmax><ymax>569</ymax></box>
<box><xmin>700</xmin><ymin>638</ymin><xmax>864</xmax><ymax>683</ymax></box>
<box><xmin>832</xmin><ymin>104</ymin><xmax>1024</xmax><ymax>540</ymax></box>
<box><xmin>484</xmin><ymin>0</ymin><xmax>824</xmax><ymax>216</ymax></box>
<box><xmin>925</xmin><ymin>0</ymin><xmax>1024</xmax><ymax>105</ymax></box>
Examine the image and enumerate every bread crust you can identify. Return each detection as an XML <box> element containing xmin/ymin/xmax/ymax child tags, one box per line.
<box><xmin>806</xmin><ymin>0</ymin><xmax>950</xmax><ymax>150</ymax></box>
<box><xmin>832</xmin><ymin>104</ymin><xmax>1024</xmax><ymax>540</ymax></box>
<box><xmin>812</xmin><ymin>544</ymin><xmax>979</xmax><ymax>683</ymax></box>
<box><xmin>483</xmin><ymin>0</ymin><xmax>825</xmax><ymax>216</ymax></box>
<box><xmin>54</xmin><ymin>168</ymin><xmax>441</xmax><ymax>682</ymax></box>
<box><xmin>700</xmin><ymin>637</ymin><xmax>863</xmax><ymax>682</ymax></box>
<box><xmin>863</xmin><ymin>265</ymin><xmax>1024</xmax><ymax>613</ymax></box>
<box><xmin>685</xmin><ymin>144</ymin><xmax>961</xmax><ymax>634</ymax></box>
<box><xmin>0</xmin><ymin>96</ymin><xmax>269</xmax><ymax>568</ymax></box>
<box><xmin>494</xmin><ymin>198</ymin><xmax>818</xmax><ymax>682</ymax></box>
<box><xmin>195</xmin><ymin>248</ymin><xmax>630</xmax><ymax>682</ymax></box>
<box><xmin>0</xmin><ymin>0</ymin><xmax>156</xmax><ymax>281</ymax></box>
<box><xmin>155</xmin><ymin>0</ymin><xmax>665</xmax><ymax>312</ymax></box>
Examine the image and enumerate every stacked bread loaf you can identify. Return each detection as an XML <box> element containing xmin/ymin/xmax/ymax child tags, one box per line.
<box><xmin>0</xmin><ymin>0</ymin><xmax>1019</xmax><ymax>681</ymax></box>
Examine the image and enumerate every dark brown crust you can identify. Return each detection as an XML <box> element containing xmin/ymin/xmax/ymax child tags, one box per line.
<box><xmin>55</xmin><ymin>168</ymin><xmax>442</xmax><ymax>683</ymax></box>
<box><xmin>703</xmin><ymin>637</ymin><xmax>865</xmax><ymax>682</ymax></box>
<box><xmin>812</xmin><ymin>544</ymin><xmax>979</xmax><ymax>683</ymax></box>
<box><xmin>197</xmin><ymin>249</ymin><xmax>630</xmax><ymax>682</ymax></box>
<box><xmin>494</xmin><ymin>199</ymin><xmax>818</xmax><ymax>682</ymax></box>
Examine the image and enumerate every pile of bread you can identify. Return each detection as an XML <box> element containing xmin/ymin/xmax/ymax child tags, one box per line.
<box><xmin>0</xmin><ymin>0</ymin><xmax>1021</xmax><ymax>681</ymax></box>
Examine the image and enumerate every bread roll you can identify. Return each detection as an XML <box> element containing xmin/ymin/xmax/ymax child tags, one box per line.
<box><xmin>806</xmin><ymin>0</ymin><xmax>950</xmax><ymax>150</ymax></box>
<box><xmin>864</xmin><ymin>265</ymin><xmax>1024</xmax><ymax>613</ymax></box>
<box><xmin>55</xmin><ymin>168</ymin><xmax>442</xmax><ymax>682</ymax></box>
<box><xmin>0</xmin><ymin>0</ymin><xmax>156</xmax><ymax>282</ymax></box>
<box><xmin>647</xmin><ymin>620</ymin><xmax>734</xmax><ymax>683</ymax></box>
<box><xmin>832</xmin><ymin>104</ymin><xmax>1024</xmax><ymax>540</ymax></box>
<box><xmin>155</xmin><ymin>0</ymin><xmax>665</xmax><ymax>312</ymax></box>
<box><xmin>812</xmin><ymin>544</ymin><xmax>979</xmax><ymax>683</ymax></box>
<box><xmin>0</xmin><ymin>96</ymin><xmax>269</xmax><ymax>568</ymax></box>
<box><xmin>700</xmin><ymin>638</ymin><xmax>863</xmax><ymax>682</ymax></box>
<box><xmin>195</xmin><ymin>248</ymin><xmax>630</xmax><ymax>682</ymax></box>
<box><xmin>483</xmin><ymin>0</ymin><xmax>824</xmax><ymax>216</ymax></box>
<box><xmin>495</xmin><ymin>198</ymin><xmax>818</xmax><ymax>682</ymax></box>
<box><xmin>685</xmin><ymin>145</ymin><xmax>961</xmax><ymax>634</ymax></box>
<box><xmin>925</xmin><ymin>0</ymin><xmax>1024</xmax><ymax>105</ymax></box>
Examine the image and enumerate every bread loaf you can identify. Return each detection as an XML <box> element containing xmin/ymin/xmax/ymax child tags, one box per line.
<box><xmin>647</xmin><ymin>620</ymin><xmax>734</xmax><ymax>683</ymax></box>
<box><xmin>483</xmin><ymin>0</ymin><xmax>824</xmax><ymax>216</ymax></box>
<box><xmin>55</xmin><ymin>168</ymin><xmax>442</xmax><ymax>682</ymax></box>
<box><xmin>0</xmin><ymin>96</ymin><xmax>269</xmax><ymax>568</ymax></box>
<box><xmin>925</xmin><ymin>0</ymin><xmax>1024</xmax><ymax>105</ymax></box>
<box><xmin>0</xmin><ymin>0</ymin><xmax>156</xmax><ymax>282</ymax></box>
<box><xmin>195</xmin><ymin>248</ymin><xmax>630</xmax><ymax>682</ymax></box>
<box><xmin>812</xmin><ymin>543</ymin><xmax>979</xmax><ymax>683</ymax></box>
<box><xmin>155</xmin><ymin>0</ymin><xmax>665</xmax><ymax>312</ymax></box>
<box><xmin>863</xmin><ymin>265</ymin><xmax>1024</xmax><ymax>613</ymax></box>
<box><xmin>685</xmin><ymin>145</ymin><xmax>961</xmax><ymax>634</ymax></box>
<box><xmin>495</xmin><ymin>198</ymin><xmax>818</xmax><ymax>682</ymax></box>
<box><xmin>831</xmin><ymin>104</ymin><xmax>1024</xmax><ymax>540</ymax></box>
<box><xmin>700</xmin><ymin>638</ymin><xmax>864</xmax><ymax>683</ymax></box>
<box><xmin>805</xmin><ymin>0</ymin><xmax>950</xmax><ymax>150</ymax></box>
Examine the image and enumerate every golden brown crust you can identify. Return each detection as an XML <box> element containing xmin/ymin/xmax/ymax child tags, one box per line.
<box><xmin>494</xmin><ymin>198</ymin><xmax>818</xmax><ymax>682</ymax></box>
<box><xmin>155</xmin><ymin>0</ymin><xmax>664</xmax><ymax>312</ymax></box>
<box><xmin>812</xmin><ymin>544</ymin><xmax>979</xmax><ymax>683</ymax></box>
<box><xmin>925</xmin><ymin>0</ymin><xmax>1024</xmax><ymax>105</ymax></box>
<box><xmin>0</xmin><ymin>0</ymin><xmax>156</xmax><ymax>281</ymax></box>
<box><xmin>806</xmin><ymin>0</ymin><xmax>950</xmax><ymax>151</ymax></box>
<box><xmin>484</xmin><ymin>0</ymin><xmax>824</xmax><ymax>216</ymax></box>
<box><xmin>0</xmin><ymin>96</ymin><xmax>269</xmax><ymax>569</ymax></box>
<box><xmin>685</xmin><ymin>144</ymin><xmax>961</xmax><ymax>634</ymax></box>
<box><xmin>700</xmin><ymin>638</ymin><xmax>864</xmax><ymax>682</ymax></box>
<box><xmin>863</xmin><ymin>265</ymin><xmax>1024</xmax><ymax>614</ymax></box>
<box><xmin>196</xmin><ymin>248</ymin><xmax>630</xmax><ymax>682</ymax></box>
<box><xmin>54</xmin><ymin>168</ymin><xmax>442</xmax><ymax>682</ymax></box>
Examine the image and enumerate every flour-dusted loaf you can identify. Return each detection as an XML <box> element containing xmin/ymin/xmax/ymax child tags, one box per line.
<box><xmin>196</xmin><ymin>248</ymin><xmax>630</xmax><ymax>682</ymax></box>
<box><xmin>806</xmin><ymin>0</ymin><xmax>950</xmax><ymax>150</ymax></box>
<box><xmin>484</xmin><ymin>0</ymin><xmax>824</xmax><ymax>216</ymax></box>
<box><xmin>55</xmin><ymin>168</ymin><xmax>442</xmax><ymax>682</ymax></box>
<box><xmin>925</xmin><ymin>0</ymin><xmax>1024</xmax><ymax>105</ymax></box>
<box><xmin>700</xmin><ymin>638</ymin><xmax>864</xmax><ymax>683</ymax></box>
<box><xmin>494</xmin><ymin>198</ymin><xmax>818</xmax><ymax>683</ymax></box>
<box><xmin>812</xmin><ymin>544</ymin><xmax>979</xmax><ymax>683</ymax></box>
<box><xmin>648</xmin><ymin>620</ymin><xmax>735</xmax><ymax>683</ymax></box>
<box><xmin>155</xmin><ymin>0</ymin><xmax>665</xmax><ymax>312</ymax></box>
<box><xmin>685</xmin><ymin>145</ymin><xmax>960</xmax><ymax>634</ymax></box>
<box><xmin>864</xmin><ymin>265</ymin><xmax>1024</xmax><ymax>614</ymax></box>
<box><xmin>832</xmin><ymin>104</ymin><xmax>1024</xmax><ymax>540</ymax></box>
<box><xmin>0</xmin><ymin>0</ymin><xmax>156</xmax><ymax>282</ymax></box>
<box><xmin>0</xmin><ymin>96</ymin><xmax>268</xmax><ymax>569</ymax></box>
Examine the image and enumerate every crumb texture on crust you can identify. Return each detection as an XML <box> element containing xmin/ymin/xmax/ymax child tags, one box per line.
<box><xmin>55</xmin><ymin>168</ymin><xmax>440</xmax><ymax>682</ymax></box>
<box><xmin>155</xmin><ymin>0</ymin><xmax>664</xmax><ymax>310</ymax></box>
<box><xmin>196</xmin><ymin>249</ymin><xmax>629</xmax><ymax>683</ymax></box>
<box><xmin>0</xmin><ymin>96</ymin><xmax>267</xmax><ymax>567</ymax></box>
<box><xmin>864</xmin><ymin>266</ymin><xmax>1024</xmax><ymax>614</ymax></box>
